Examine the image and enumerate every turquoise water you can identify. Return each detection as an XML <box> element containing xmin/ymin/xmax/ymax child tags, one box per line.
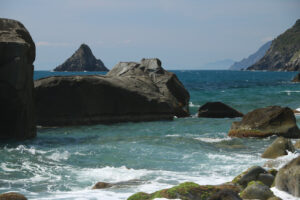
<box><xmin>1</xmin><ymin>70</ymin><xmax>300</xmax><ymax>199</ymax></box>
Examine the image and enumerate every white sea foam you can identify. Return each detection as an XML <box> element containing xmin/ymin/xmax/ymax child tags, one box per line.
<box><xmin>271</xmin><ymin>187</ymin><xmax>300</xmax><ymax>200</ymax></box>
<box><xmin>195</xmin><ymin>137</ymin><xmax>232</xmax><ymax>143</ymax></box>
<box><xmin>263</xmin><ymin>151</ymin><xmax>300</xmax><ymax>169</ymax></box>
<box><xmin>46</xmin><ymin>151</ymin><xmax>70</xmax><ymax>161</ymax></box>
<box><xmin>189</xmin><ymin>102</ymin><xmax>200</xmax><ymax>107</ymax></box>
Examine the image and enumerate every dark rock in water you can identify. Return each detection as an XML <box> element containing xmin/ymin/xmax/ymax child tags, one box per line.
<box><xmin>247</xmin><ymin>19</ymin><xmax>300</xmax><ymax>71</ymax></box>
<box><xmin>228</xmin><ymin>106</ymin><xmax>300</xmax><ymax>138</ymax></box>
<box><xmin>93</xmin><ymin>179</ymin><xmax>145</xmax><ymax>189</ymax></box>
<box><xmin>208</xmin><ymin>189</ymin><xmax>242</xmax><ymax>200</ymax></box>
<box><xmin>53</xmin><ymin>43</ymin><xmax>108</xmax><ymax>71</ymax></box>
<box><xmin>240</xmin><ymin>181</ymin><xmax>274</xmax><ymax>200</ymax></box>
<box><xmin>229</xmin><ymin>41</ymin><xmax>272</xmax><ymax>71</ymax></box>
<box><xmin>257</xmin><ymin>174</ymin><xmax>275</xmax><ymax>188</ymax></box>
<box><xmin>233</xmin><ymin>166</ymin><xmax>267</xmax><ymax>188</ymax></box>
<box><xmin>0</xmin><ymin>192</ymin><xmax>27</xmax><ymax>200</ymax></box>
<box><xmin>92</xmin><ymin>182</ymin><xmax>113</xmax><ymax>189</ymax></box>
<box><xmin>275</xmin><ymin>155</ymin><xmax>300</xmax><ymax>197</ymax></box>
<box><xmin>197</xmin><ymin>102</ymin><xmax>243</xmax><ymax>118</ymax></box>
<box><xmin>0</xmin><ymin>18</ymin><xmax>36</xmax><ymax>140</ymax></box>
<box><xmin>127</xmin><ymin>182</ymin><xmax>241</xmax><ymax>200</ymax></box>
<box><xmin>292</xmin><ymin>73</ymin><xmax>300</xmax><ymax>82</ymax></box>
<box><xmin>261</xmin><ymin>137</ymin><xmax>295</xmax><ymax>159</ymax></box>
<box><xmin>35</xmin><ymin>58</ymin><xmax>190</xmax><ymax>126</ymax></box>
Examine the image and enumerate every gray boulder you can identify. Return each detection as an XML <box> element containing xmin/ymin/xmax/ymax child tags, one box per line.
<box><xmin>240</xmin><ymin>181</ymin><xmax>274</xmax><ymax>200</ymax></box>
<box><xmin>0</xmin><ymin>18</ymin><xmax>36</xmax><ymax>139</ymax></box>
<box><xmin>35</xmin><ymin>58</ymin><xmax>190</xmax><ymax>126</ymax></box>
<box><xmin>261</xmin><ymin>137</ymin><xmax>295</xmax><ymax>159</ymax></box>
<box><xmin>275</xmin><ymin>155</ymin><xmax>300</xmax><ymax>197</ymax></box>
<box><xmin>228</xmin><ymin>106</ymin><xmax>300</xmax><ymax>138</ymax></box>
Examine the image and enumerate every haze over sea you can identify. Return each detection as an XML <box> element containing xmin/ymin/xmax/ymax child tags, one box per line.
<box><xmin>1</xmin><ymin>70</ymin><xmax>300</xmax><ymax>200</ymax></box>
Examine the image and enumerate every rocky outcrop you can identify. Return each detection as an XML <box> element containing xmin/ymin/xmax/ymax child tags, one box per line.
<box><xmin>240</xmin><ymin>181</ymin><xmax>275</xmax><ymax>200</ymax></box>
<box><xmin>261</xmin><ymin>137</ymin><xmax>295</xmax><ymax>159</ymax></box>
<box><xmin>292</xmin><ymin>73</ymin><xmax>300</xmax><ymax>82</ymax></box>
<box><xmin>275</xmin><ymin>155</ymin><xmax>300</xmax><ymax>197</ymax></box>
<box><xmin>247</xmin><ymin>19</ymin><xmax>300</xmax><ymax>71</ymax></box>
<box><xmin>229</xmin><ymin>41</ymin><xmax>272</xmax><ymax>70</ymax></box>
<box><xmin>198</xmin><ymin>102</ymin><xmax>243</xmax><ymax>118</ymax></box>
<box><xmin>228</xmin><ymin>106</ymin><xmax>300</xmax><ymax>138</ymax></box>
<box><xmin>35</xmin><ymin>58</ymin><xmax>190</xmax><ymax>126</ymax></box>
<box><xmin>0</xmin><ymin>18</ymin><xmax>36</xmax><ymax>140</ymax></box>
<box><xmin>0</xmin><ymin>192</ymin><xmax>27</xmax><ymax>200</ymax></box>
<box><xmin>53</xmin><ymin>44</ymin><xmax>108</xmax><ymax>71</ymax></box>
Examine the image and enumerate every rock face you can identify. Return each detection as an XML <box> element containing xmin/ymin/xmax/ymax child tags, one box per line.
<box><xmin>275</xmin><ymin>155</ymin><xmax>300</xmax><ymax>197</ymax></box>
<box><xmin>229</xmin><ymin>41</ymin><xmax>272</xmax><ymax>70</ymax></box>
<box><xmin>292</xmin><ymin>73</ymin><xmax>300</xmax><ymax>82</ymax></box>
<box><xmin>228</xmin><ymin>106</ymin><xmax>300</xmax><ymax>138</ymax></box>
<box><xmin>53</xmin><ymin>44</ymin><xmax>108</xmax><ymax>71</ymax></box>
<box><xmin>0</xmin><ymin>192</ymin><xmax>27</xmax><ymax>200</ymax></box>
<box><xmin>0</xmin><ymin>18</ymin><xmax>36</xmax><ymax>140</ymax></box>
<box><xmin>261</xmin><ymin>137</ymin><xmax>295</xmax><ymax>159</ymax></box>
<box><xmin>240</xmin><ymin>181</ymin><xmax>274</xmax><ymax>200</ymax></box>
<box><xmin>35</xmin><ymin>58</ymin><xmax>190</xmax><ymax>126</ymax></box>
<box><xmin>198</xmin><ymin>102</ymin><xmax>243</xmax><ymax>118</ymax></box>
<box><xmin>248</xmin><ymin>19</ymin><xmax>300</xmax><ymax>71</ymax></box>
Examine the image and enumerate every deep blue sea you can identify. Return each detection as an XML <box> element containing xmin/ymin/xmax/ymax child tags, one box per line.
<box><xmin>1</xmin><ymin>70</ymin><xmax>300</xmax><ymax>200</ymax></box>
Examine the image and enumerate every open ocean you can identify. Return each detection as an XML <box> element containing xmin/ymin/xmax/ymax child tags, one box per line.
<box><xmin>1</xmin><ymin>70</ymin><xmax>300</xmax><ymax>200</ymax></box>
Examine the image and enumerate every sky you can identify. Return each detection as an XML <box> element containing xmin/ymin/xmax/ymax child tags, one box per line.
<box><xmin>1</xmin><ymin>0</ymin><xmax>300</xmax><ymax>70</ymax></box>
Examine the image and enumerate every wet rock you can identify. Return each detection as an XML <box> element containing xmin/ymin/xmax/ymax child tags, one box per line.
<box><xmin>35</xmin><ymin>58</ymin><xmax>190</xmax><ymax>126</ymax></box>
<box><xmin>0</xmin><ymin>18</ymin><xmax>36</xmax><ymax>140</ymax></box>
<box><xmin>92</xmin><ymin>182</ymin><xmax>113</xmax><ymax>189</ymax></box>
<box><xmin>292</xmin><ymin>73</ymin><xmax>300</xmax><ymax>82</ymax></box>
<box><xmin>233</xmin><ymin>166</ymin><xmax>267</xmax><ymax>188</ymax></box>
<box><xmin>208</xmin><ymin>189</ymin><xmax>242</xmax><ymax>200</ymax></box>
<box><xmin>275</xmin><ymin>155</ymin><xmax>300</xmax><ymax>197</ymax></box>
<box><xmin>0</xmin><ymin>192</ymin><xmax>27</xmax><ymax>200</ymax></box>
<box><xmin>294</xmin><ymin>140</ymin><xmax>300</xmax><ymax>149</ymax></box>
<box><xmin>197</xmin><ymin>102</ymin><xmax>243</xmax><ymax>118</ymax></box>
<box><xmin>257</xmin><ymin>173</ymin><xmax>275</xmax><ymax>187</ymax></box>
<box><xmin>228</xmin><ymin>106</ymin><xmax>300</xmax><ymax>138</ymax></box>
<box><xmin>261</xmin><ymin>137</ymin><xmax>295</xmax><ymax>159</ymax></box>
<box><xmin>240</xmin><ymin>181</ymin><xmax>274</xmax><ymax>200</ymax></box>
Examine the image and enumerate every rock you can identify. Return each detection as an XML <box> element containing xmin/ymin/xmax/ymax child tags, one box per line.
<box><xmin>197</xmin><ymin>102</ymin><xmax>243</xmax><ymax>118</ymax></box>
<box><xmin>267</xmin><ymin>197</ymin><xmax>282</xmax><ymax>200</ymax></box>
<box><xmin>275</xmin><ymin>155</ymin><xmax>300</xmax><ymax>197</ymax></box>
<box><xmin>35</xmin><ymin>58</ymin><xmax>190</xmax><ymax>126</ymax></box>
<box><xmin>0</xmin><ymin>192</ymin><xmax>27</xmax><ymax>200</ymax></box>
<box><xmin>247</xmin><ymin>19</ymin><xmax>300</xmax><ymax>71</ymax></box>
<box><xmin>127</xmin><ymin>182</ymin><xmax>241</xmax><ymax>200</ymax></box>
<box><xmin>53</xmin><ymin>43</ymin><xmax>108</xmax><ymax>71</ymax></box>
<box><xmin>208</xmin><ymin>189</ymin><xmax>242</xmax><ymax>200</ymax></box>
<box><xmin>0</xmin><ymin>18</ymin><xmax>36</xmax><ymax>140</ymax></box>
<box><xmin>292</xmin><ymin>73</ymin><xmax>300</xmax><ymax>82</ymax></box>
<box><xmin>228</xmin><ymin>106</ymin><xmax>300</xmax><ymax>138</ymax></box>
<box><xmin>92</xmin><ymin>182</ymin><xmax>113</xmax><ymax>189</ymax></box>
<box><xmin>233</xmin><ymin>166</ymin><xmax>267</xmax><ymax>188</ymax></box>
<box><xmin>257</xmin><ymin>173</ymin><xmax>275</xmax><ymax>187</ymax></box>
<box><xmin>294</xmin><ymin>140</ymin><xmax>300</xmax><ymax>149</ymax></box>
<box><xmin>261</xmin><ymin>137</ymin><xmax>295</xmax><ymax>159</ymax></box>
<box><xmin>240</xmin><ymin>181</ymin><xmax>274</xmax><ymax>200</ymax></box>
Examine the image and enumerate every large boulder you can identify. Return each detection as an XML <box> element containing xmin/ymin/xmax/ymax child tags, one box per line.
<box><xmin>275</xmin><ymin>155</ymin><xmax>300</xmax><ymax>197</ymax></box>
<box><xmin>228</xmin><ymin>106</ymin><xmax>300</xmax><ymax>138</ymax></box>
<box><xmin>0</xmin><ymin>18</ymin><xmax>36</xmax><ymax>139</ymax></box>
<box><xmin>0</xmin><ymin>192</ymin><xmax>27</xmax><ymax>200</ymax></box>
<box><xmin>240</xmin><ymin>181</ymin><xmax>274</xmax><ymax>200</ymax></box>
<box><xmin>198</xmin><ymin>102</ymin><xmax>243</xmax><ymax>118</ymax></box>
<box><xmin>261</xmin><ymin>137</ymin><xmax>295</xmax><ymax>159</ymax></box>
<box><xmin>35</xmin><ymin>58</ymin><xmax>190</xmax><ymax>126</ymax></box>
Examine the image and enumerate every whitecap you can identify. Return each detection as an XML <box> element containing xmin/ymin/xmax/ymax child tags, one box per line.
<box><xmin>189</xmin><ymin>102</ymin><xmax>200</xmax><ymax>108</ymax></box>
<box><xmin>271</xmin><ymin>187</ymin><xmax>299</xmax><ymax>200</ymax></box>
<box><xmin>46</xmin><ymin>151</ymin><xmax>70</xmax><ymax>161</ymax></box>
<box><xmin>195</xmin><ymin>137</ymin><xmax>232</xmax><ymax>143</ymax></box>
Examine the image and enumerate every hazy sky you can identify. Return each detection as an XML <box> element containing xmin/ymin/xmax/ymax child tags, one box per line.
<box><xmin>1</xmin><ymin>0</ymin><xmax>300</xmax><ymax>70</ymax></box>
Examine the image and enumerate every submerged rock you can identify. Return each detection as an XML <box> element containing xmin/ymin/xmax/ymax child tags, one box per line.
<box><xmin>92</xmin><ymin>182</ymin><xmax>113</xmax><ymax>189</ymax></box>
<box><xmin>197</xmin><ymin>102</ymin><xmax>243</xmax><ymax>118</ymax></box>
<box><xmin>35</xmin><ymin>58</ymin><xmax>190</xmax><ymax>126</ymax></box>
<box><xmin>261</xmin><ymin>137</ymin><xmax>295</xmax><ymax>159</ymax></box>
<box><xmin>0</xmin><ymin>18</ymin><xmax>36</xmax><ymax>140</ymax></box>
<box><xmin>54</xmin><ymin>43</ymin><xmax>108</xmax><ymax>71</ymax></box>
<box><xmin>240</xmin><ymin>181</ymin><xmax>274</xmax><ymax>200</ymax></box>
<box><xmin>228</xmin><ymin>106</ymin><xmax>300</xmax><ymax>138</ymax></box>
<box><xmin>275</xmin><ymin>155</ymin><xmax>300</xmax><ymax>197</ymax></box>
<box><xmin>0</xmin><ymin>192</ymin><xmax>27</xmax><ymax>200</ymax></box>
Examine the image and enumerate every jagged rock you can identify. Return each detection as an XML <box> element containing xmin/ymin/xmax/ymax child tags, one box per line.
<box><xmin>0</xmin><ymin>18</ymin><xmax>36</xmax><ymax>140</ymax></box>
<box><xmin>261</xmin><ymin>137</ymin><xmax>295</xmax><ymax>159</ymax></box>
<box><xmin>292</xmin><ymin>73</ymin><xmax>300</xmax><ymax>82</ymax></box>
<box><xmin>248</xmin><ymin>19</ymin><xmax>300</xmax><ymax>71</ymax></box>
<box><xmin>275</xmin><ymin>155</ymin><xmax>300</xmax><ymax>197</ymax></box>
<box><xmin>53</xmin><ymin>43</ymin><xmax>108</xmax><ymax>71</ymax></box>
<box><xmin>240</xmin><ymin>181</ymin><xmax>274</xmax><ymax>200</ymax></box>
<box><xmin>228</xmin><ymin>106</ymin><xmax>300</xmax><ymax>138</ymax></box>
<box><xmin>197</xmin><ymin>102</ymin><xmax>243</xmax><ymax>118</ymax></box>
<box><xmin>35</xmin><ymin>58</ymin><xmax>190</xmax><ymax>126</ymax></box>
<box><xmin>0</xmin><ymin>192</ymin><xmax>27</xmax><ymax>200</ymax></box>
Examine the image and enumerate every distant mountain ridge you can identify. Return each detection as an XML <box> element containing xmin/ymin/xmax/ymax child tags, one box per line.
<box><xmin>54</xmin><ymin>44</ymin><xmax>108</xmax><ymax>72</ymax></box>
<box><xmin>202</xmin><ymin>59</ymin><xmax>235</xmax><ymax>70</ymax></box>
<box><xmin>229</xmin><ymin>41</ymin><xmax>272</xmax><ymax>70</ymax></box>
<box><xmin>248</xmin><ymin>19</ymin><xmax>300</xmax><ymax>71</ymax></box>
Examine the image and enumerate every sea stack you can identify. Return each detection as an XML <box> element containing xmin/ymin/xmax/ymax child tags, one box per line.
<box><xmin>53</xmin><ymin>43</ymin><xmax>108</xmax><ymax>71</ymax></box>
<box><xmin>0</xmin><ymin>18</ymin><xmax>36</xmax><ymax>140</ymax></box>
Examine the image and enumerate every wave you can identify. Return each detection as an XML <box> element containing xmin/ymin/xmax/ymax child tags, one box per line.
<box><xmin>189</xmin><ymin>102</ymin><xmax>200</xmax><ymax>108</ymax></box>
<box><xmin>195</xmin><ymin>137</ymin><xmax>232</xmax><ymax>143</ymax></box>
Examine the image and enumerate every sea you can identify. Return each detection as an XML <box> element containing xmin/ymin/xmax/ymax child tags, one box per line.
<box><xmin>1</xmin><ymin>70</ymin><xmax>300</xmax><ymax>200</ymax></box>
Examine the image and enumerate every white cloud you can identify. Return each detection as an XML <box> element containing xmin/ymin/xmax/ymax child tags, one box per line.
<box><xmin>36</xmin><ymin>41</ymin><xmax>70</xmax><ymax>47</ymax></box>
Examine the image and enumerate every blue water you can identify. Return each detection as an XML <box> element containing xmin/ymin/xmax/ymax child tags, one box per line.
<box><xmin>1</xmin><ymin>70</ymin><xmax>300</xmax><ymax>200</ymax></box>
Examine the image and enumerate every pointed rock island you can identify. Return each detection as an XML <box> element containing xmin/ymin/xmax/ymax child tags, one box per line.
<box><xmin>53</xmin><ymin>43</ymin><xmax>108</xmax><ymax>71</ymax></box>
